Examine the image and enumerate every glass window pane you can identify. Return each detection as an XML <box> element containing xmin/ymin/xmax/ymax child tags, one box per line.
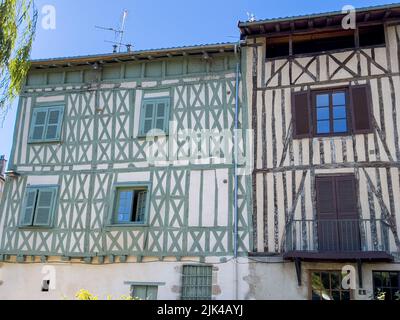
<box><xmin>333</xmin><ymin>106</ymin><xmax>347</xmax><ymax>119</ymax></box>
<box><xmin>333</xmin><ymin>92</ymin><xmax>346</xmax><ymax>106</ymax></box>
<box><xmin>331</xmin><ymin>272</ymin><xmax>340</xmax><ymax>289</ymax></box>
<box><xmin>332</xmin><ymin>291</ymin><xmax>341</xmax><ymax>300</ymax></box>
<box><xmin>373</xmin><ymin>272</ymin><xmax>383</xmax><ymax>287</ymax></box>
<box><xmin>317</xmin><ymin>107</ymin><xmax>330</xmax><ymax>121</ymax></box>
<box><xmin>321</xmin><ymin>272</ymin><xmax>330</xmax><ymax>289</ymax></box>
<box><xmin>333</xmin><ymin>119</ymin><xmax>347</xmax><ymax>133</ymax></box>
<box><xmin>380</xmin><ymin>272</ymin><xmax>390</xmax><ymax>286</ymax></box>
<box><xmin>316</xmin><ymin>94</ymin><xmax>329</xmax><ymax>107</ymax></box>
<box><xmin>389</xmin><ymin>272</ymin><xmax>399</xmax><ymax>286</ymax></box>
<box><xmin>317</xmin><ymin>120</ymin><xmax>330</xmax><ymax>134</ymax></box>
<box><xmin>146</xmin><ymin>286</ymin><xmax>158</xmax><ymax>300</ymax></box>
<box><xmin>117</xmin><ymin>190</ymin><xmax>134</xmax><ymax>222</ymax></box>
<box><xmin>132</xmin><ymin>286</ymin><xmax>147</xmax><ymax>300</ymax></box>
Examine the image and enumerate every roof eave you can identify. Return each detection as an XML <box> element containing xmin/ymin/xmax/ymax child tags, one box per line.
<box><xmin>29</xmin><ymin>42</ymin><xmax>238</xmax><ymax>69</ymax></box>
<box><xmin>238</xmin><ymin>3</ymin><xmax>400</xmax><ymax>28</ymax></box>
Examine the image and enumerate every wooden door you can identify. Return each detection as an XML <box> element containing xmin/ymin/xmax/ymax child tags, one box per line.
<box><xmin>316</xmin><ymin>175</ymin><xmax>360</xmax><ymax>252</ymax></box>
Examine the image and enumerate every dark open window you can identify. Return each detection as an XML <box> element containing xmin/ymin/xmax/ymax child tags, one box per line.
<box><xmin>266</xmin><ymin>25</ymin><xmax>386</xmax><ymax>59</ymax></box>
<box><xmin>359</xmin><ymin>25</ymin><xmax>386</xmax><ymax>47</ymax></box>
<box><xmin>293</xmin><ymin>30</ymin><xmax>355</xmax><ymax>56</ymax></box>
<box><xmin>373</xmin><ymin>271</ymin><xmax>400</xmax><ymax>300</ymax></box>
<box><xmin>266</xmin><ymin>40</ymin><xmax>289</xmax><ymax>59</ymax></box>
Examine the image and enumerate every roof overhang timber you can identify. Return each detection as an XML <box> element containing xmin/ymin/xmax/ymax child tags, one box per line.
<box><xmin>30</xmin><ymin>43</ymin><xmax>237</xmax><ymax>71</ymax></box>
<box><xmin>238</xmin><ymin>3</ymin><xmax>400</xmax><ymax>39</ymax></box>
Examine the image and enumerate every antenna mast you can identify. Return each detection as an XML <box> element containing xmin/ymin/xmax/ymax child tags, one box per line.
<box><xmin>95</xmin><ymin>9</ymin><xmax>132</xmax><ymax>53</ymax></box>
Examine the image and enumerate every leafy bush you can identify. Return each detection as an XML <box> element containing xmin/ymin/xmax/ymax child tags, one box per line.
<box><xmin>74</xmin><ymin>289</ymin><xmax>141</xmax><ymax>300</ymax></box>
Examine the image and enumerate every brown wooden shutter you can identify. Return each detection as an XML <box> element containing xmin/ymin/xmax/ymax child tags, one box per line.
<box><xmin>291</xmin><ymin>91</ymin><xmax>311</xmax><ymax>138</ymax></box>
<box><xmin>350</xmin><ymin>84</ymin><xmax>373</xmax><ymax>133</ymax></box>
<box><xmin>315</xmin><ymin>176</ymin><xmax>336</xmax><ymax>220</ymax></box>
<box><xmin>334</xmin><ymin>175</ymin><xmax>360</xmax><ymax>251</ymax></box>
<box><xmin>316</xmin><ymin>176</ymin><xmax>339</xmax><ymax>251</ymax></box>
<box><xmin>335</xmin><ymin>176</ymin><xmax>358</xmax><ymax>220</ymax></box>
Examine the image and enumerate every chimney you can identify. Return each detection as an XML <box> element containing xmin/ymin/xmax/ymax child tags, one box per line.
<box><xmin>0</xmin><ymin>155</ymin><xmax>6</xmax><ymax>177</ymax></box>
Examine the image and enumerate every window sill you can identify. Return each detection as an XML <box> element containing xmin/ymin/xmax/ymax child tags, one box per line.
<box><xmin>313</xmin><ymin>132</ymin><xmax>352</xmax><ymax>138</ymax></box>
<box><xmin>18</xmin><ymin>225</ymin><xmax>54</xmax><ymax>230</ymax></box>
<box><xmin>104</xmin><ymin>223</ymin><xmax>149</xmax><ymax>229</ymax></box>
<box><xmin>27</xmin><ymin>140</ymin><xmax>62</xmax><ymax>145</ymax></box>
<box><xmin>136</xmin><ymin>133</ymin><xmax>169</xmax><ymax>140</ymax></box>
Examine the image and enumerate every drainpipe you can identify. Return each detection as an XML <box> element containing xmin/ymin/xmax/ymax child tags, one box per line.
<box><xmin>233</xmin><ymin>42</ymin><xmax>241</xmax><ymax>300</ymax></box>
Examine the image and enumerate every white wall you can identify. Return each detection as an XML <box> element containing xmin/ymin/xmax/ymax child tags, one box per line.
<box><xmin>0</xmin><ymin>257</ymin><xmax>252</xmax><ymax>300</ymax></box>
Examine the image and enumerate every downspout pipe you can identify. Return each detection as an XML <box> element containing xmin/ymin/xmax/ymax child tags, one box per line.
<box><xmin>233</xmin><ymin>42</ymin><xmax>241</xmax><ymax>300</ymax></box>
<box><xmin>233</xmin><ymin>43</ymin><xmax>241</xmax><ymax>259</ymax></box>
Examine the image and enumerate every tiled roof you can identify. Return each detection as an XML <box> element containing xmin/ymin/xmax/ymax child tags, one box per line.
<box><xmin>30</xmin><ymin>42</ymin><xmax>237</xmax><ymax>64</ymax></box>
<box><xmin>238</xmin><ymin>2</ymin><xmax>400</xmax><ymax>26</ymax></box>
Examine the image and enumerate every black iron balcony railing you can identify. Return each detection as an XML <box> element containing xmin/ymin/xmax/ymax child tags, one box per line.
<box><xmin>285</xmin><ymin>219</ymin><xmax>391</xmax><ymax>254</ymax></box>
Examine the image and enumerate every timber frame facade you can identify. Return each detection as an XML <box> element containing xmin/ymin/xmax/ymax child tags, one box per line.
<box><xmin>0</xmin><ymin>43</ymin><xmax>253</xmax><ymax>299</ymax></box>
<box><xmin>1</xmin><ymin>3</ymin><xmax>400</xmax><ymax>301</ymax></box>
<box><xmin>240</xmin><ymin>4</ymin><xmax>400</xmax><ymax>300</ymax></box>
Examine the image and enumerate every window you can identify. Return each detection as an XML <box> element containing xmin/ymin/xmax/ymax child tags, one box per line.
<box><xmin>373</xmin><ymin>271</ymin><xmax>400</xmax><ymax>300</ymax></box>
<box><xmin>359</xmin><ymin>25</ymin><xmax>386</xmax><ymax>47</ymax></box>
<box><xmin>111</xmin><ymin>184</ymin><xmax>149</xmax><ymax>225</ymax></box>
<box><xmin>311</xmin><ymin>271</ymin><xmax>351</xmax><ymax>300</ymax></box>
<box><xmin>29</xmin><ymin>105</ymin><xmax>64</xmax><ymax>143</ymax></box>
<box><xmin>265</xmin><ymin>25</ymin><xmax>386</xmax><ymax>59</ymax></box>
<box><xmin>131</xmin><ymin>285</ymin><xmax>158</xmax><ymax>300</ymax></box>
<box><xmin>139</xmin><ymin>98</ymin><xmax>170</xmax><ymax>136</ymax></box>
<box><xmin>181</xmin><ymin>265</ymin><xmax>212</xmax><ymax>300</ymax></box>
<box><xmin>293</xmin><ymin>30</ymin><xmax>355</xmax><ymax>56</ymax></box>
<box><xmin>265</xmin><ymin>40</ymin><xmax>289</xmax><ymax>59</ymax></box>
<box><xmin>292</xmin><ymin>85</ymin><xmax>373</xmax><ymax>138</ymax></box>
<box><xmin>314</xmin><ymin>90</ymin><xmax>348</xmax><ymax>135</ymax></box>
<box><xmin>20</xmin><ymin>186</ymin><xmax>58</xmax><ymax>228</ymax></box>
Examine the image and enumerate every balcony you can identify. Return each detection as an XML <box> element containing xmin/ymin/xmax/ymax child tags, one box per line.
<box><xmin>283</xmin><ymin>219</ymin><xmax>394</xmax><ymax>262</ymax></box>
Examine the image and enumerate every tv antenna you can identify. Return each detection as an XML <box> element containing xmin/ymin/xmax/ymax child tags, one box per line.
<box><xmin>247</xmin><ymin>12</ymin><xmax>256</xmax><ymax>22</ymax></box>
<box><xmin>95</xmin><ymin>9</ymin><xmax>132</xmax><ymax>53</ymax></box>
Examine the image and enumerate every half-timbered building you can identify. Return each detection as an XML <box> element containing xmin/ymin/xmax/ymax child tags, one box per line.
<box><xmin>239</xmin><ymin>4</ymin><xmax>400</xmax><ymax>300</ymax></box>
<box><xmin>0</xmin><ymin>43</ymin><xmax>253</xmax><ymax>299</ymax></box>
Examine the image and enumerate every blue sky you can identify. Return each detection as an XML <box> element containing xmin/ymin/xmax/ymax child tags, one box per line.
<box><xmin>0</xmin><ymin>0</ymin><xmax>397</xmax><ymax>163</ymax></box>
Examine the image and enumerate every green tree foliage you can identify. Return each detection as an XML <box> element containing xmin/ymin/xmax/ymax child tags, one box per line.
<box><xmin>0</xmin><ymin>0</ymin><xmax>37</xmax><ymax>118</ymax></box>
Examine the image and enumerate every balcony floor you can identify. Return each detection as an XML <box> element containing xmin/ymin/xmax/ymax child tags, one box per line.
<box><xmin>283</xmin><ymin>250</ymin><xmax>394</xmax><ymax>262</ymax></box>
